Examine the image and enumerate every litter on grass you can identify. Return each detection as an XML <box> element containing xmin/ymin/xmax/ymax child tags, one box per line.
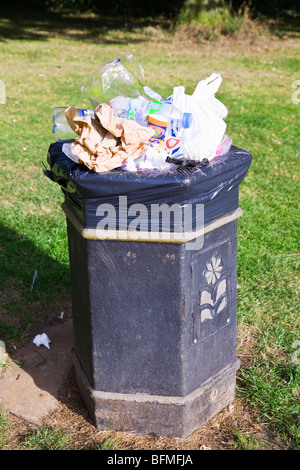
<box><xmin>33</xmin><ymin>333</ymin><xmax>51</xmax><ymax>350</ymax></box>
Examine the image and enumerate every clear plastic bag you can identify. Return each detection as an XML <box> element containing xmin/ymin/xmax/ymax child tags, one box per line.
<box><xmin>215</xmin><ymin>134</ymin><xmax>232</xmax><ymax>156</ymax></box>
<box><xmin>81</xmin><ymin>55</ymin><xmax>154</xmax><ymax>108</ymax></box>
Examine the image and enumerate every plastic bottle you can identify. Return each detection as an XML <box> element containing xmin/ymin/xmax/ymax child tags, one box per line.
<box><xmin>109</xmin><ymin>96</ymin><xmax>193</xmax><ymax>133</ymax></box>
<box><xmin>109</xmin><ymin>96</ymin><xmax>151</xmax><ymax>126</ymax></box>
<box><xmin>162</xmin><ymin>95</ymin><xmax>187</xmax><ymax>159</ymax></box>
<box><xmin>52</xmin><ymin>107</ymin><xmax>94</xmax><ymax>141</ymax></box>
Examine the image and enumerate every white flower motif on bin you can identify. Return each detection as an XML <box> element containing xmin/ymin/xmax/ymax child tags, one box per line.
<box><xmin>198</xmin><ymin>256</ymin><xmax>227</xmax><ymax>324</ymax></box>
<box><xmin>205</xmin><ymin>257</ymin><xmax>222</xmax><ymax>285</ymax></box>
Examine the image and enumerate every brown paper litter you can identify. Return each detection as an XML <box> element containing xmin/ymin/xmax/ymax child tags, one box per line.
<box><xmin>65</xmin><ymin>104</ymin><xmax>155</xmax><ymax>173</ymax></box>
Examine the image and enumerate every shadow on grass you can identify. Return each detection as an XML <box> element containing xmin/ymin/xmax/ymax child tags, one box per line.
<box><xmin>0</xmin><ymin>220</ymin><xmax>70</xmax><ymax>345</ymax></box>
<box><xmin>266</xmin><ymin>14</ymin><xmax>300</xmax><ymax>39</ymax></box>
<box><xmin>0</xmin><ymin>6</ymin><xmax>172</xmax><ymax>43</ymax></box>
<box><xmin>1</xmin><ymin>5</ymin><xmax>299</xmax><ymax>44</ymax></box>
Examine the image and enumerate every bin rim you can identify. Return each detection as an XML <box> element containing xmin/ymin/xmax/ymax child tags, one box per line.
<box><xmin>46</xmin><ymin>141</ymin><xmax>252</xmax><ymax>202</ymax></box>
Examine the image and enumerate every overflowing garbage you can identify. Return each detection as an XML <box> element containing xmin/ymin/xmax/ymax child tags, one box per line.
<box><xmin>52</xmin><ymin>55</ymin><xmax>232</xmax><ymax>173</ymax></box>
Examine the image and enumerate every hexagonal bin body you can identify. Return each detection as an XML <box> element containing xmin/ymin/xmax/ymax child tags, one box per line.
<box><xmin>46</xmin><ymin>142</ymin><xmax>251</xmax><ymax>438</ymax></box>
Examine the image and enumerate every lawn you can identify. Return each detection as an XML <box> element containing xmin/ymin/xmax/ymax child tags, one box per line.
<box><xmin>0</xmin><ymin>8</ymin><xmax>299</xmax><ymax>450</ymax></box>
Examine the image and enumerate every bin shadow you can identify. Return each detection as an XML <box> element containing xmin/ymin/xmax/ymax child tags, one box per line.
<box><xmin>0</xmin><ymin>220</ymin><xmax>71</xmax><ymax>343</ymax></box>
<box><xmin>0</xmin><ymin>221</ymin><xmax>89</xmax><ymax>423</ymax></box>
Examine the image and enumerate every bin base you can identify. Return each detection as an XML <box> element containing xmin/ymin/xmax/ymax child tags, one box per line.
<box><xmin>72</xmin><ymin>349</ymin><xmax>239</xmax><ymax>438</ymax></box>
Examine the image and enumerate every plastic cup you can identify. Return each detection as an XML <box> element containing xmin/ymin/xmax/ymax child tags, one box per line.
<box><xmin>147</xmin><ymin>114</ymin><xmax>169</xmax><ymax>150</ymax></box>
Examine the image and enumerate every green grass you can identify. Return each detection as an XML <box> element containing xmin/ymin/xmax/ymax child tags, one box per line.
<box><xmin>0</xmin><ymin>410</ymin><xmax>9</xmax><ymax>449</ymax></box>
<box><xmin>178</xmin><ymin>4</ymin><xmax>246</xmax><ymax>39</ymax></box>
<box><xmin>230</xmin><ymin>427</ymin><xmax>265</xmax><ymax>450</ymax></box>
<box><xmin>238</xmin><ymin>359</ymin><xmax>300</xmax><ymax>448</ymax></box>
<box><xmin>20</xmin><ymin>426</ymin><xmax>73</xmax><ymax>450</ymax></box>
<box><xmin>0</xmin><ymin>8</ymin><xmax>299</xmax><ymax>450</ymax></box>
<box><xmin>0</xmin><ymin>410</ymin><xmax>122</xmax><ymax>450</ymax></box>
<box><xmin>0</xmin><ymin>389</ymin><xmax>121</xmax><ymax>450</ymax></box>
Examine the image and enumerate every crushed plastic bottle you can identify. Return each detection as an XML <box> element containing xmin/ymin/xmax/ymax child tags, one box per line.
<box><xmin>52</xmin><ymin>107</ymin><xmax>94</xmax><ymax>141</ymax></box>
<box><xmin>109</xmin><ymin>96</ymin><xmax>158</xmax><ymax>126</ymax></box>
<box><xmin>109</xmin><ymin>95</ymin><xmax>193</xmax><ymax>132</ymax></box>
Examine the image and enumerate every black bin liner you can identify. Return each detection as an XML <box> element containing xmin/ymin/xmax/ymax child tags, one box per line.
<box><xmin>45</xmin><ymin>141</ymin><xmax>252</xmax><ymax>232</ymax></box>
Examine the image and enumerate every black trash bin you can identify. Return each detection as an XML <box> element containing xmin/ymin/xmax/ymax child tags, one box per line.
<box><xmin>45</xmin><ymin>142</ymin><xmax>251</xmax><ymax>438</ymax></box>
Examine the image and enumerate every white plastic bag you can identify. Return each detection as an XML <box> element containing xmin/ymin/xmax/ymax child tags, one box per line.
<box><xmin>172</xmin><ymin>73</ymin><xmax>228</xmax><ymax>161</ymax></box>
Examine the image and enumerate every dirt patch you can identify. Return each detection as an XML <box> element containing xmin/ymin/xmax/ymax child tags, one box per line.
<box><xmin>40</xmin><ymin>365</ymin><xmax>286</xmax><ymax>451</ymax></box>
<box><xmin>1</xmin><ymin>318</ymin><xmax>287</xmax><ymax>450</ymax></box>
<box><xmin>2</xmin><ymin>357</ymin><xmax>286</xmax><ymax>450</ymax></box>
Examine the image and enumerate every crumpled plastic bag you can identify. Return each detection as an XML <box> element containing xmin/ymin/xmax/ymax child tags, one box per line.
<box><xmin>65</xmin><ymin>103</ymin><xmax>155</xmax><ymax>173</ymax></box>
<box><xmin>81</xmin><ymin>55</ymin><xmax>163</xmax><ymax>108</ymax></box>
<box><xmin>172</xmin><ymin>73</ymin><xmax>228</xmax><ymax>161</ymax></box>
<box><xmin>122</xmin><ymin>147</ymin><xmax>178</xmax><ymax>172</ymax></box>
